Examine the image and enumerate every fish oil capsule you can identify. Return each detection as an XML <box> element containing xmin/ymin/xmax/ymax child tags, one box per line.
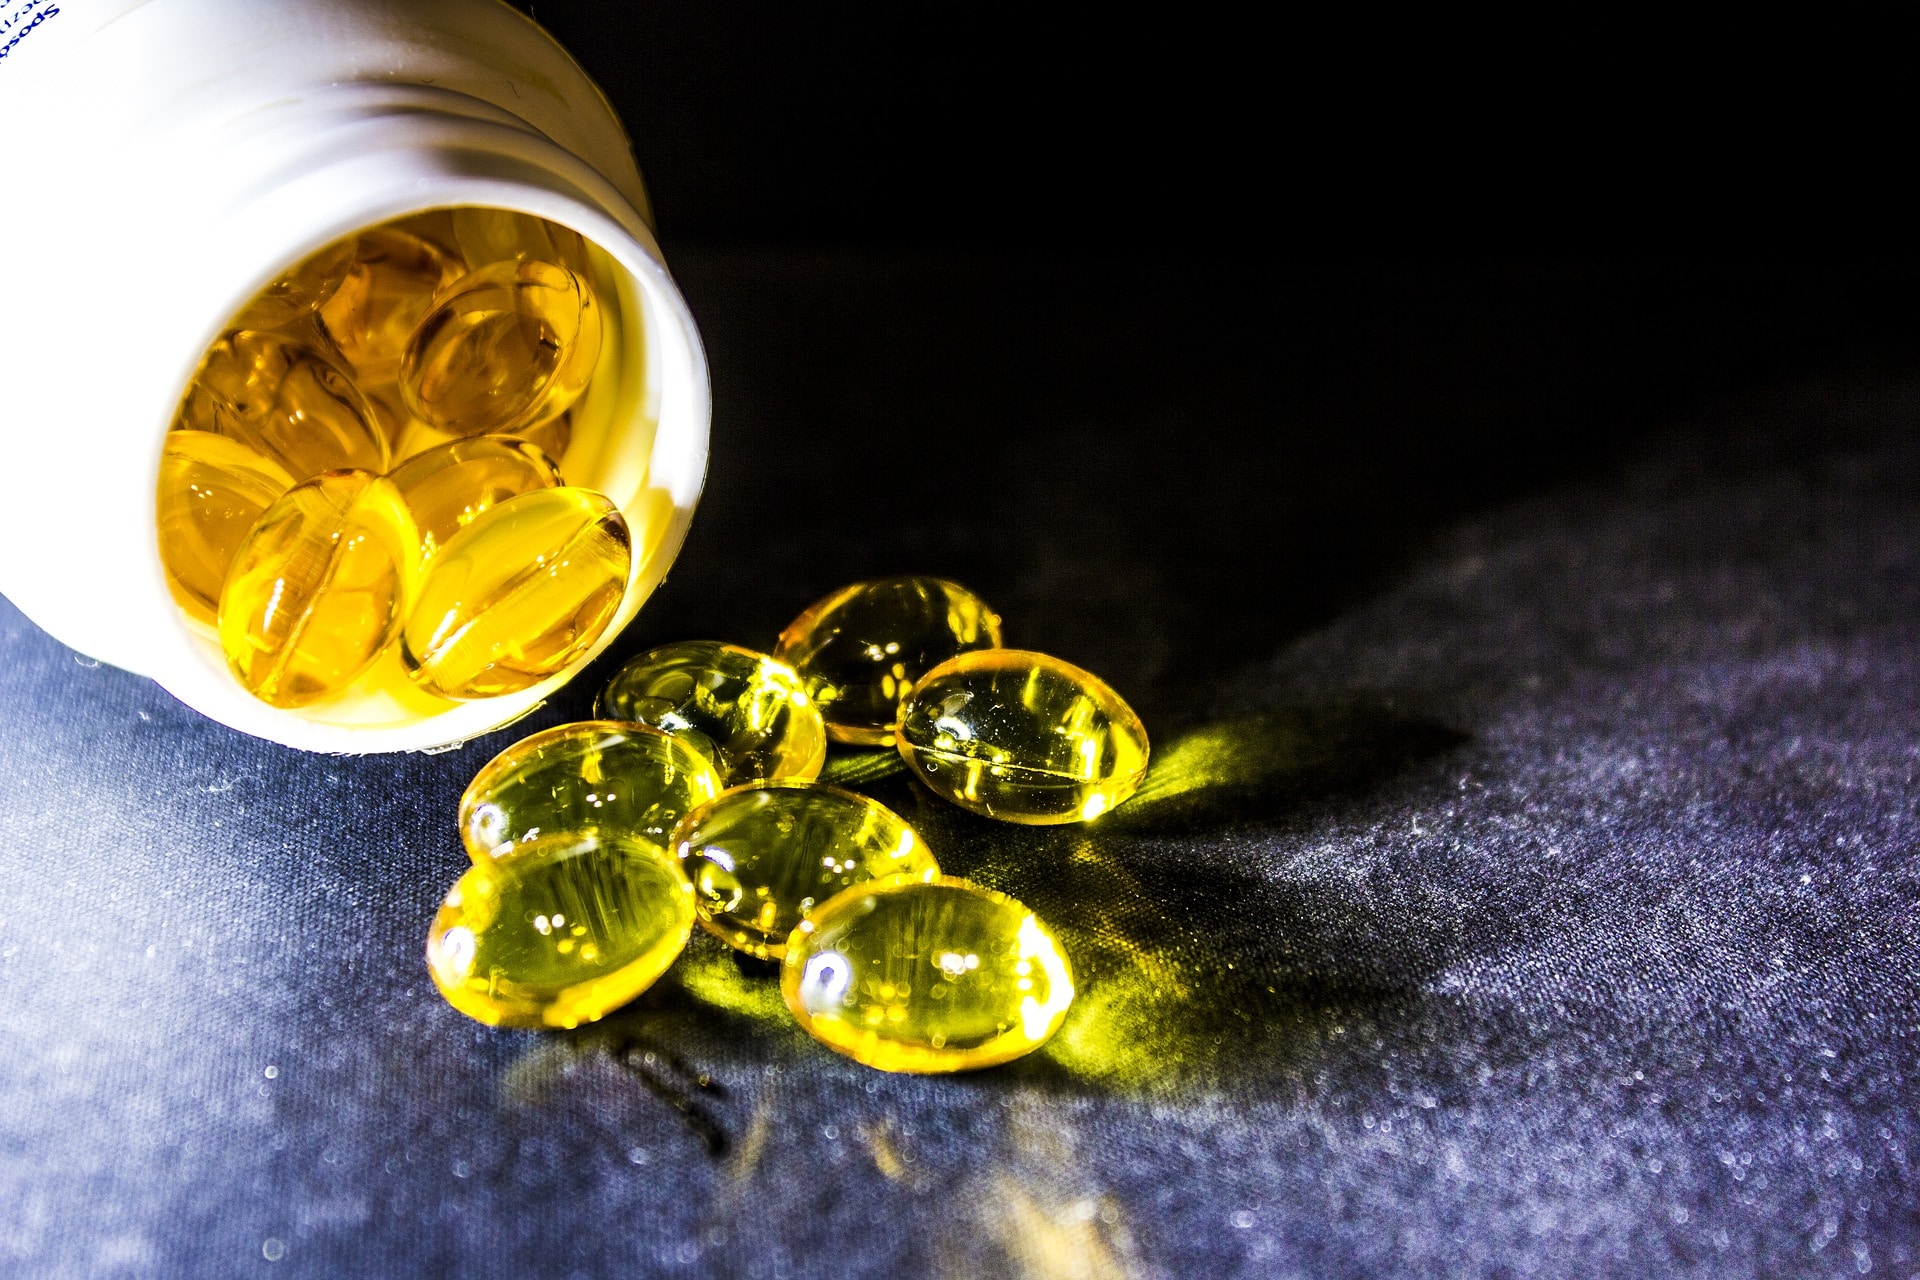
<box><xmin>316</xmin><ymin>226</ymin><xmax>465</xmax><ymax>386</ymax></box>
<box><xmin>782</xmin><ymin>875</ymin><xmax>1074</xmax><ymax>1073</ymax></box>
<box><xmin>897</xmin><ymin>650</ymin><xmax>1150</xmax><ymax>824</ymax></box>
<box><xmin>177</xmin><ymin>329</ymin><xmax>388</xmax><ymax>479</ymax></box>
<box><xmin>400</xmin><ymin>258</ymin><xmax>602</xmax><ymax>437</ymax></box>
<box><xmin>672</xmin><ymin>783</ymin><xmax>938</xmax><ymax>959</ymax></box>
<box><xmin>156</xmin><ymin>431</ymin><xmax>295</xmax><ymax>624</ymax></box>
<box><xmin>449</xmin><ymin>207</ymin><xmax>590</xmax><ymax>275</ymax></box>
<box><xmin>427</xmin><ymin>831</ymin><xmax>695</xmax><ymax>1029</ymax></box>
<box><xmin>217</xmin><ymin>469</ymin><xmax>418</xmax><ymax>707</ymax></box>
<box><xmin>597</xmin><ymin>641</ymin><xmax>827</xmax><ymax>785</ymax></box>
<box><xmin>775</xmin><ymin>576</ymin><xmax>1003</xmax><ymax>746</ymax></box>
<box><xmin>402</xmin><ymin>486</ymin><xmax>630</xmax><ymax>700</ymax></box>
<box><xmin>387</xmin><ymin>435</ymin><xmax>563</xmax><ymax>561</ymax></box>
<box><xmin>460</xmin><ymin>720</ymin><xmax>722</xmax><ymax>861</ymax></box>
<box><xmin>232</xmin><ymin>238</ymin><xmax>355</xmax><ymax>331</ymax></box>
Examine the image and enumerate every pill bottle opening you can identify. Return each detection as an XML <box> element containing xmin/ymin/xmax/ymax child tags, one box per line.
<box><xmin>151</xmin><ymin>204</ymin><xmax>708</xmax><ymax>752</ymax></box>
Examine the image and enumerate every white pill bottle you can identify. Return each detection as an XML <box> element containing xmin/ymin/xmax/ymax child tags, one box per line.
<box><xmin>0</xmin><ymin>0</ymin><xmax>709</xmax><ymax>751</ymax></box>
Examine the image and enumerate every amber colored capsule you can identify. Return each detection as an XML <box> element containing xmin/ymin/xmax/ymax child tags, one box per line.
<box><xmin>232</xmin><ymin>238</ymin><xmax>355</xmax><ymax>331</ymax></box>
<box><xmin>775</xmin><ymin>576</ymin><xmax>1003</xmax><ymax>746</ymax></box>
<box><xmin>387</xmin><ymin>435</ymin><xmax>563</xmax><ymax>561</ymax></box>
<box><xmin>316</xmin><ymin>226</ymin><xmax>465</xmax><ymax>386</ymax></box>
<box><xmin>426</xmin><ymin>831</ymin><xmax>695</xmax><ymax>1029</ymax></box>
<box><xmin>156</xmin><ymin>431</ymin><xmax>295</xmax><ymax>624</ymax></box>
<box><xmin>449</xmin><ymin>207</ymin><xmax>590</xmax><ymax>274</ymax></box>
<box><xmin>177</xmin><ymin>329</ymin><xmax>388</xmax><ymax>480</ymax></box>
<box><xmin>399</xmin><ymin>258</ymin><xmax>602</xmax><ymax>438</ymax></box>
<box><xmin>897</xmin><ymin>650</ymin><xmax>1150</xmax><ymax>824</ymax></box>
<box><xmin>672</xmin><ymin>783</ymin><xmax>938</xmax><ymax>959</ymax></box>
<box><xmin>781</xmin><ymin>875</ymin><xmax>1074</xmax><ymax>1073</ymax></box>
<box><xmin>459</xmin><ymin>720</ymin><xmax>722</xmax><ymax>861</ymax></box>
<box><xmin>401</xmin><ymin>486</ymin><xmax>630</xmax><ymax>700</ymax></box>
<box><xmin>597</xmin><ymin>641</ymin><xmax>827</xmax><ymax>785</ymax></box>
<box><xmin>217</xmin><ymin>469</ymin><xmax>418</xmax><ymax>708</ymax></box>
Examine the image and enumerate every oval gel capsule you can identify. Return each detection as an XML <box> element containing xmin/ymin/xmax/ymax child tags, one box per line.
<box><xmin>216</xmin><ymin>469</ymin><xmax>418</xmax><ymax>707</ymax></box>
<box><xmin>459</xmin><ymin>720</ymin><xmax>723</xmax><ymax>862</ymax></box>
<box><xmin>782</xmin><ymin>876</ymin><xmax>1074</xmax><ymax>1073</ymax></box>
<box><xmin>387</xmin><ymin>434</ymin><xmax>563</xmax><ymax>561</ymax></box>
<box><xmin>400</xmin><ymin>258</ymin><xmax>602</xmax><ymax>438</ymax></box>
<box><xmin>672</xmin><ymin>783</ymin><xmax>938</xmax><ymax>959</ymax></box>
<box><xmin>317</xmin><ymin>226</ymin><xmax>465</xmax><ymax>387</ymax></box>
<box><xmin>401</xmin><ymin>486</ymin><xmax>630</xmax><ymax>700</ymax></box>
<box><xmin>157</xmin><ymin>430</ymin><xmax>295</xmax><ymax>624</ymax></box>
<box><xmin>775</xmin><ymin>576</ymin><xmax>1003</xmax><ymax>746</ymax></box>
<box><xmin>597</xmin><ymin>641</ymin><xmax>827</xmax><ymax>785</ymax></box>
<box><xmin>896</xmin><ymin>650</ymin><xmax>1149</xmax><ymax>824</ymax></box>
<box><xmin>178</xmin><ymin>329</ymin><xmax>388</xmax><ymax>480</ymax></box>
<box><xmin>426</xmin><ymin>831</ymin><xmax>694</xmax><ymax>1029</ymax></box>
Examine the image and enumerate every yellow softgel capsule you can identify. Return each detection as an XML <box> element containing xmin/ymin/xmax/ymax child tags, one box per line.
<box><xmin>316</xmin><ymin>226</ymin><xmax>465</xmax><ymax>386</ymax></box>
<box><xmin>232</xmin><ymin>238</ymin><xmax>355</xmax><ymax>331</ymax></box>
<box><xmin>401</xmin><ymin>486</ymin><xmax>630</xmax><ymax>700</ymax></box>
<box><xmin>781</xmin><ymin>875</ymin><xmax>1074</xmax><ymax>1073</ymax></box>
<box><xmin>387</xmin><ymin>435</ymin><xmax>563</xmax><ymax>561</ymax></box>
<box><xmin>217</xmin><ymin>469</ymin><xmax>419</xmax><ymax>708</ymax></box>
<box><xmin>426</xmin><ymin>831</ymin><xmax>695</xmax><ymax>1029</ymax></box>
<box><xmin>399</xmin><ymin>258</ymin><xmax>602</xmax><ymax>437</ymax></box>
<box><xmin>896</xmin><ymin>649</ymin><xmax>1150</xmax><ymax>824</ymax></box>
<box><xmin>672</xmin><ymin>783</ymin><xmax>938</xmax><ymax>959</ymax></box>
<box><xmin>156</xmin><ymin>431</ymin><xmax>295</xmax><ymax>624</ymax></box>
<box><xmin>177</xmin><ymin>329</ymin><xmax>388</xmax><ymax>479</ymax></box>
<box><xmin>597</xmin><ymin>641</ymin><xmax>827</xmax><ymax>785</ymax></box>
<box><xmin>775</xmin><ymin>576</ymin><xmax>1003</xmax><ymax>746</ymax></box>
<box><xmin>449</xmin><ymin>207</ymin><xmax>590</xmax><ymax>275</ymax></box>
<box><xmin>460</xmin><ymin>720</ymin><xmax>722</xmax><ymax>862</ymax></box>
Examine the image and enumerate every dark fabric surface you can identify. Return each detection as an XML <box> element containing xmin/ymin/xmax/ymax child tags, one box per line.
<box><xmin>2</xmin><ymin>257</ymin><xmax>1918</xmax><ymax>1278</ymax></box>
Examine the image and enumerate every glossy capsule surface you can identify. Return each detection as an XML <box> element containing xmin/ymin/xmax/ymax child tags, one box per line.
<box><xmin>775</xmin><ymin>576</ymin><xmax>1003</xmax><ymax>746</ymax></box>
<box><xmin>217</xmin><ymin>470</ymin><xmax>418</xmax><ymax>708</ymax></box>
<box><xmin>597</xmin><ymin>641</ymin><xmax>827</xmax><ymax>784</ymax></box>
<box><xmin>460</xmin><ymin>720</ymin><xmax>722</xmax><ymax>861</ymax></box>
<box><xmin>897</xmin><ymin>650</ymin><xmax>1150</xmax><ymax>824</ymax></box>
<box><xmin>178</xmin><ymin>329</ymin><xmax>388</xmax><ymax>479</ymax></box>
<box><xmin>450</xmin><ymin>208</ymin><xmax>590</xmax><ymax>274</ymax></box>
<box><xmin>233</xmin><ymin>238</ymin><xmax>355</xmax><ymax>331</ymax></box>
<box><xmin>317</xmin><ymin>226</ymin><xmax>464</xmax><ymax>386</ymax></box>
<box><xmin>782</xmin><ymin>876</ymin><xmax>1074</xmax><ymax>1073</ymax></box>
<box><xmin>156</xmin><ymin>431</ymin><xmax>294</xmax><ymax>623</ymax></box>
<box><xmin>673</xmin><ymin>783</ymin><xmax>938</xmax><ymax>959</ymax></box>
<box><xmin>400</xmin><ymin>258</ymin><xmax>602</xmax><ymax>437</ymax></box>
<box><xmin>426</xmin><ymin>831</ymin><xmax>694</xmax><ymax>1029</ymax></box>
<box><xmin>401</xmin><ymin>486</ymin><xmax>630</xmax><ymax>700</ymax></box>
<box><xmin>387</xmin><ymin>435</ymin><xmax>563</xmax><ymax>561</ymax></box>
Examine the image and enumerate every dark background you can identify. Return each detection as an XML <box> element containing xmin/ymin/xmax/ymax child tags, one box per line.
<box><xmin>2</xmin><ymin>6</ymin><xmax>1918</xmax><ymax>1279</ymax></box>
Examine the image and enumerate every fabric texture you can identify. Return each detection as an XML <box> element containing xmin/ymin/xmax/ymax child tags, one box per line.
<box><xmin>1</xmin><ymin>257</ymin><xmax>1916</xmax><ymax>1278</ymax></box>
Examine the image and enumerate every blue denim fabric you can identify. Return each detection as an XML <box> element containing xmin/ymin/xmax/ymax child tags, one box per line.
<box><xmin>2</xmin><ymin>258</ymin><xmax>1916</xmax><ymax>1278</ymax></box>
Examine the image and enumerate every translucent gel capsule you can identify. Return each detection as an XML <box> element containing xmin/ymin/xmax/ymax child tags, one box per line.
<box><xmin>673</xmin><ymin>783</ymin><xmax>938</xmax><ymax>959</ymax></box>
<box><xmin>232</xmin><ymin>238</ymin><xmax>355</xmax><ymax>331</ymax></box>
<box><xmin>449</xmin><ymin>207</ymin><xmax>589</xmax><ymax>274</ymax></box>
<box><xmin>402</xmin><ymin>486</ymin><xmax>630</xmax><ymax>700</ymax></box>
<box><xmin>178</xmin><ymin>329</ymin><xmax>388</xmax><ymax>479</ymax></box>
<box><xmin>217</xmin><ymin>470</ymin><xmax>419</xmax><ymax>708</ymax></box>
<box><xmin>897</xmin><ymin>650</ymin><xmax>1150</xmax><ymax>824</ymax></box>
<box><xmin>597</xmin><ymin>641</ymin><xmax>827</xmax><ymax>785</ymax></box>
<box><xmin>316</xmin><ymin>226</ymin><xmax>465</xmax><ymax>386</ymax></box>
<box><xmin>775</xmin><ymin>576</ymin><xmax>1004</xmax><ymax>746</ymax></box>
<box><xmin>427</xmin><ymin>831</ymin><xmax>694</xmax><ymax>1029</ymax></box>
<box><xmin>400</xmin><ymin>258</ymin><xmax>602</xmax><ymax>437</ymax></box>
<box><xmin>156</xmin><ymin>431</ymin><xmax>295</xmax><ymax>623</ymax></box>
<box><xmin>459</xmin><ymin>720</ymin><xmax>722</xmax><ymax>861</ymax></box>
<box><xmin>781</xmin><ymin>876</ymin><xmax>1074</xmax><ymax>1073</ymax></box>
<box><xmin>387</xmin><ymin>435</ymin><xmax>563</xmax><ymax>561</ymax></box>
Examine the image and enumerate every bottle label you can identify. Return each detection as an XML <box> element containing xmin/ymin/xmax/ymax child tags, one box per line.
<box><xmin>0</xmin><ymin>0</ymin><xmax>62</xmax><ymax>69</ymax></box>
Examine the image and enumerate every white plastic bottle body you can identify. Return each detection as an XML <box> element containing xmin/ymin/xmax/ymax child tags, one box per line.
<box><xmin>0</xmin><ymin>0</ymin><xmax>710</xmax><ymax>752</ymax></box>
